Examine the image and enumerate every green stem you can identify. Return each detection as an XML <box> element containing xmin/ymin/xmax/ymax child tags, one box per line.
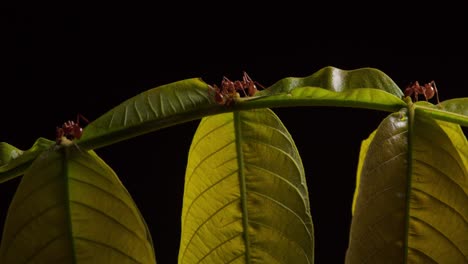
<box><xmin>415</xmin><ymin>105</ymin><xmax>468</xmax><ymax>127</ymax></box>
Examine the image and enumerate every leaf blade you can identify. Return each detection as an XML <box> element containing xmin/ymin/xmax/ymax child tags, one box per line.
<box><xmin>179</xmin><ymin>109</ymin><xmax>313</xmax><ymax>264</ymax></box>
<box><xmin>407</xmin><ymin>113</ymin><xmax>468</xmax><ymax>262</ymax></box>
<box><xmin>346</xmin><ymin>110</ymin><xmax>409</xmax><ymax>262</ymax></box>
<box><xmin>415</xmin><ymin>98</ymin><xmax>468</xmax><ymax>127</ymax></box>
<box><xmin>0</xmin><ymin>138</ymin><xmax>54</xmax><ymax>183</ymax></box>
<box><xmin>346</xmin><ymin>109</ymin><xmax>468</xmax><ymax>263</ymax></box>
<box><xmin>0</xmin><ymin>146</ymin><xmax>156</xmax><ymax>263</ymax></box>
<box><xmin>77</xmin><ymin>67</ymin><xmax>406</xmax><ymax>151</ymax></box>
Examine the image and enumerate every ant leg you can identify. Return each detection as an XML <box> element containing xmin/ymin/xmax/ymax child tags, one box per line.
<box><xmin>431</xmin><ymin>81</ymin><xmax>440</xmax><ymax>104</ymax></box>
<box><xmin>56</xmin><ymin>127</ymin><xmax>64</xmax><ymax>144</ymax></box>
<box><xmin>413</xmin><ymin>81</ymin><xmax>424</xmax><ymax>102</ymax></box>
<box><xmin>56</xmin><ymin>127</ymin><xmax>64</xmax><ymax>138</ymax></box>
<box><xmin>234</xmin><ymin>80</ymin><xmax>248</xmax><ymax>97</ymax></box>
<box><xmin>254</xmin><ymin>81</ymin><xmax>266</xmax><ymax>90</ymax></box>
<box><xmin>77</xmin><ymin>113</ymin><xmax>89</xmax><ymax>125</ymax></box>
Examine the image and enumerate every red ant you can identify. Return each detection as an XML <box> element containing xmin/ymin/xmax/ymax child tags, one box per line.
<box><xmin>209</xmin><ymin>71</ymin><xmax>264</xmax><ymax>106</ymax></box>
<box><xmin>56</xmin><ymin>114</ymin><xmax>89</xmax><ymax>144</ymax></box>
<box><xmin>404</xmin><ymin>80</ymin><xmax>440</xmax><ymax>104</ymax></box>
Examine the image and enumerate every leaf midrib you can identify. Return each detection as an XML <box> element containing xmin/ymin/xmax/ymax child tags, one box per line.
<box><xmin>234</xmin><ymin>111</ymin><xmax>251</xmax><ymax>264</ymax></box>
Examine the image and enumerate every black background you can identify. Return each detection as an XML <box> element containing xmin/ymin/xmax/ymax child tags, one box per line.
<box><xmin>1</xmin><ymin>5</ymin><xmax>467</xmax><ymax>263</ymax></box>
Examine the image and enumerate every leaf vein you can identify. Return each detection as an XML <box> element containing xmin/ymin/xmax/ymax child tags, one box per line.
<box><xmin>69</xmin><ymin>177</ymin><xmax>144</xmax><ymax>224</ymax></box>
<box><xmin>190</xmin><ymin>118</ymin><xmax>233</xmax><ymax>152</ymax></box>
<box><xmin>186</xmin><ymin>139</ymin><xmax>235</xmax><ymax>187</ymax></box>
<box><xmin>180</xmin><ymin>198</ymin><xmax>240</xmax><ymax>262</ymax></box>
<box><xmin>23</xmin><ymin>233</ymin><xmax>67</xmax><ymax>264</ymax></box>
<box><xmin>413</xmin><ymin>159</ymin><xmax>467</xmax><ymax>196</ymax></box>
<box><xmin>133</xmin><ymin>99</ymin><xmax>143</xmax><ymax>122</ymax></box>
<box><xmin>410</xmin><ymin>215</ymin><xmax>467</xmax><ymax>260</ymax></box>
<box><xmin>123</xmin><ymin>105</ymin><xmax>128</xmax><ymax>127</ymax></box>
<box><xmin>75</xmin><ymin>236</ymin><xmax>144</xmax><ymax>263</ymax></box>
<box><xmin>249</xmin><ymin>191</ymin><xmax>313</xmax><ymax>239</ymax></box>
<box><xmin>182</xmin><ymin>171</ymin><xmax>237</xmax><ymax>228</ymax></box>
<box><xmin>411</xmin><ymin>188</ymin><xmax>468</xmax><ymax>223</ymax></box>
<box><xmin>174</xmin><ymin>89</ymin><xmax>186</xmax><ymax>111</ymax></box>
<box><xmin>363</xmin><ymin>151</ymin><xmax>406</xmax><ymax>177</ymax></box>
<box><xmin>247</xmin><ymin>220</ymin><xmax>312</xmax><ymax>264</ymax></box>
<box><xmin>195</xmin><ymin>233</ymin><xmax>243</xmax><ymax>264</ymax></box>
<box><xmin>158</xmin><ymin>93</ymin><xmax>165</xmax><ymax>117</ymax></box>
<box><xmin>145</xmin><ymin>93</ymin><xmax>158</xmax><ymax>117</ymax></box>
<box><xmin>70</xmin><ymin>200</ymin><xmax>149</xmax><ymax>248</ymax></box>
<box><xmin>3</xmin><ymin>203</ymin><xmax>64</xmax><ymax>255</ymax></box>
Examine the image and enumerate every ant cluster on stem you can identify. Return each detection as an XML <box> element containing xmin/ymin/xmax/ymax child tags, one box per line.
<box><xmin>208</xmin><ymin>71</ymin><xmax>264</xmax><ymax>106</ymax></box>
<box><xmin>404</xmin><ymin>80</ymin><xmax>440</xmax><ymax>104</ymax></box>
<box><xmin>56</xmin><ymin>114</ymin><xmax>89</xmax><ymax>145</ymax></box>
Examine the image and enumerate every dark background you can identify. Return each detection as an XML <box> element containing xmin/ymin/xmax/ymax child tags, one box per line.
<box><xmin>2</xmin><ymin>6</ymin><xmax>466</xmax><ymax>263</ymax></box>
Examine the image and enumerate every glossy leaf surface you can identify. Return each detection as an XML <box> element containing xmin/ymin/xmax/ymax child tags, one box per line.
<box><xmin>179</xmin><ymin>109</ymin><xmax>313</xmax><ymax>263</ymax></box>
<box><xmin>77</xmin><ymin>67</ymin><xmax>406</xmax><ymax>151</ymax></box>
<box><xmin>0</xmin><ymin>146</ymin><xmax>156</xmax><ymax>263</ymax></box>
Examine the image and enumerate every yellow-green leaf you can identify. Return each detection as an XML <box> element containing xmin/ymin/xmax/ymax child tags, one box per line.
<box><xmin>179</xmin><ymin>109</ymin><xmax>313</xmax><ymax>263</ymax></box>
<box><xmin>407</xmin><ymin>113</ymin><xmax>467</xmax><ymax>262</ymax></box>
<box><xmin>439</xmin><ymin>98</ymin><xmax>468</xmax><ymax>117</ymax></box>
<box><xmin>0</xmin><ymin>145</ymin><xmax>156</xmax><ymax>263</ymax></box>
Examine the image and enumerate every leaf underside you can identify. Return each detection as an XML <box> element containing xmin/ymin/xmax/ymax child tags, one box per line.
<box><xmin>0</xmin><ymin>67</ymin><xmax>414</xmax><ymax>181</ymax></box>
<box><xmin>346</xmin><ymin>109</ymin><xmax>468</xmax><ymax>263</ymax></box>
<box><xmin>407</xmin><ymin>113</ymin><xmax>467</xmax><ymax>263</ymax></box>
<box><xmin>346</xmin><ymin>110</ymin><xmax>409</xmax><ymax>263</ymax></box>
<box><xmin>179</xmin><ymin>109</ymin><xmax>314</xmax><ymax>263</ymax></box>
<box><xmin>76</xmin><ymin>67</ymin><xmax>406</xmax><ymax>151</ymax></box>
<box><xmin>0</xmin><ymin>146</ymin><xmax>156</xmax><ymax>263</ymax></box>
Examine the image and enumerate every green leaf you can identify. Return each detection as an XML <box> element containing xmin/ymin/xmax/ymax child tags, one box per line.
<box><xmin>415</xmin><ymin>98</ymin><xmax>468</xmax><ymax>127</ymax></box>
<box><xmin>346</xmin><ymin>109</ymin><xmax>468</xmax><ymax>263</ymax></box>
<box><xmin>439</xmin><ymin>98</ymin><xmax>468</xmax><ymax>116</ymax></box>
<box><xmin>252</xmin><ymin>66</ymin><xmax>405</xmax><ymax>111</ymax></box>
<box><xmin>346</xmin><ymin>110</ymin><xmax>409</xmax><ymax>262</ymax></box>
<box><xmin>248</xmin><ymin>87</ymin><xmax>406</xmax><ymax>113</ymax></box>
<box><xmin>178</xmin><ymin>109</ymin><xmax>313</xmax><ymax>263</ymax></box>
<box><xmin>260</xmin><ymin>66</ymin><xmax>404</xmax><ymax>97</ymax></box>
<box><xmin>77</xmin><ymin>78</ymin><xmax>215</xmax><ymax>150</ymax></box>
<box><xmin>0</xmin><ymin>145</ymin><xmax>156</xmax><ymax>263</ymax></box>
<box><xmin>351</xmin><ymin>129</ymin><xmax>377</xmax><ymax>215</ymax></box>
<box><xmin>406</xmin><ymin>112</ymin><xmax>467</xmax><ymax>262</ymax></box>
<box><xmin>77</xmin><ymin>66</ymin><xmax>406</xmax><ymax>151</ymax></box>
<box><xmin>0</xmin><ymin>138</ymin><xmax>55</xmax><ymax>184</ymax></box>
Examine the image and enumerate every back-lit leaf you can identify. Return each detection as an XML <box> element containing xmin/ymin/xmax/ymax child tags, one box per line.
<box><xmin>0</xmin><ymin>145</ymin><xmax>156</xmax><ymax>263</ymax></box>
<box><xmin>179</xmin><ymin>109</ymin><xmax>313</xmax><ymax>263</ymax></box>
<box><xmin>407</xmin><ymin>113</ymin><xmax>467</xmax><ymax>262</ymax></box>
